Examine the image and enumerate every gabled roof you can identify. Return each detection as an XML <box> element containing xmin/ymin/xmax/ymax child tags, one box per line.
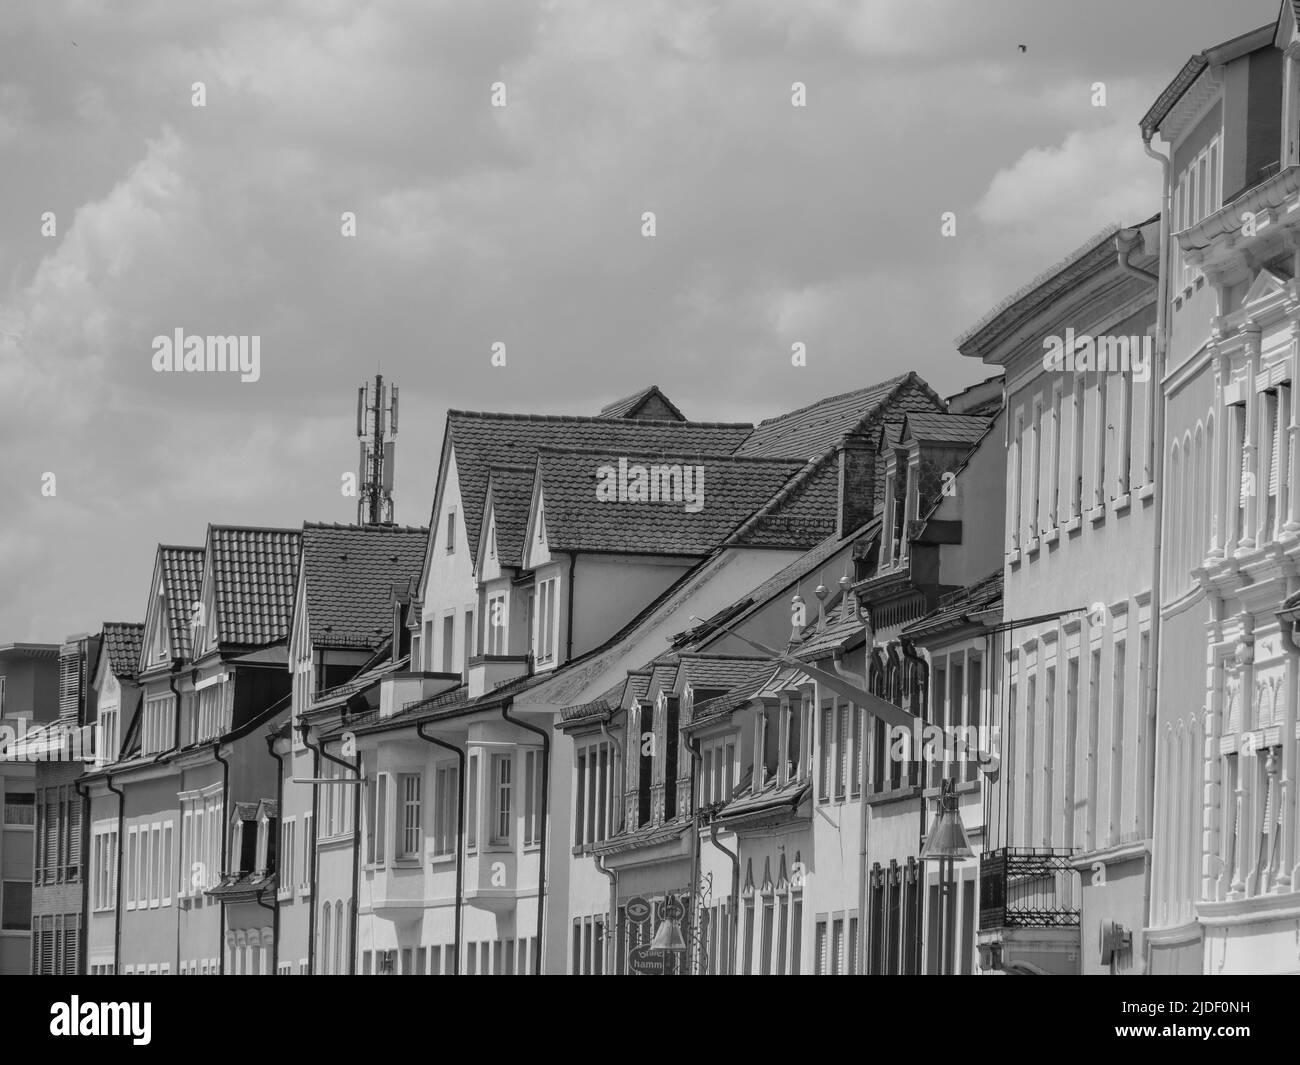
<box><xmin>598</xmin><ymin>385</ymin><xmax>687</xmax><ymax>421</ymax></box>
<box><xmin>732</xmin><ymin>372</ymin><xmax>942</xmax><ymax>460</ymax></box>
<box><xmin>101</xmin><ymin>622</ymin><xmax>144</xmax><ymax>679</ymax></box>
<box><xmin>159</xmin><ymin>546</ymin><xmax>204</xmax><ymax>659</ymax></box>
<box><xmin>482</xmin><ymin>464</ymin><xmax>535</xmax><ymax>568</ymax></box>
<box><xmin>686</xmin><ymin>667</ymin><xmax>784</xmax><ymax>730</ymax></box>
<box><xmin>206</xmin><ymin>526</ymin><xmax>302</xmax><ymax>648</ymax></box>
<box><xmin>532</xmin><ymin>448</ymin><xmax>807</xmax><ymax>556</ymax></box>
<box><xmin>443</xmin><ymin>411</ymin><xmax>753</xmax><ymax>563</ymax></box>
<box><xmin>300</xmin><ymin>523</ymin><xmax>427</xmax><ymax>650</ymax></box>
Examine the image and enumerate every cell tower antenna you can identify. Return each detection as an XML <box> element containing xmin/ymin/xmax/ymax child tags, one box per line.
<box><xmin>356</xmin><ymin>373</ymin><xmax>398</xmax><ymax>525</ymax></box>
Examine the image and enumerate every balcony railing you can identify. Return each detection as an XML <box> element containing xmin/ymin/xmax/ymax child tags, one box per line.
<box><xmin>979</xmin><ymin>847</ymin><xmax>1080</xmax><ymax>930</ymax></box>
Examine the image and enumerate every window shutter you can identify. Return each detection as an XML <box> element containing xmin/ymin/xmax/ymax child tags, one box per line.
<box><xmin>1270</xmin><ymin>391</ymin><xmax>1284</xmax><ymax>497</ymax></box>
<box><xmin>1240</xmin><ymin>428</ymin><xmax>1252</xmax><ymax>506</ymax></box>
<box><xmin>68</xmin><ymin>792</ymin><xmax>82</xmax><ymax>879</ymax></box>
<box><xmin>42</xmin><ymin>917</ymin><xmax>55</xmax><ymax>974</ymax></box>
<box><xmin>58</xmin><ymin>648</ymin><xmax>80</xmax><ymax>724</ymax></box>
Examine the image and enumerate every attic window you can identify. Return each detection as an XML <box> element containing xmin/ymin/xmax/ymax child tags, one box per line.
<box><xmin>445</xmin><ymin>510</ymin><xmax>456</xmax><ymax>555</ymax></box>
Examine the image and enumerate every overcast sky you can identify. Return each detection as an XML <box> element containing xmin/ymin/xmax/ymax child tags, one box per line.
<box><xmin>0</xmin><ymin>0</ymin><xmax>1281</xmax><ymax>643</ymax></box>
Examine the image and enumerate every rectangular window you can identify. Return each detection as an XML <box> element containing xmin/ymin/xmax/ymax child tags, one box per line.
<box><xmin>1094</xmin><ymin>377</ymin><xmax>1108</xmax><ymax>507</ymax></box>
<box><xmin>302</xmin><ymin>811</ymin><xmax>313</xmax><ymax>889</ymax></box>
<box><xmin>760</xmin><ymin>900</ymin><xmax>774</xmax><ymax>976</ymax></box>
<box><xmin>743</xmin><ymin>901</ymin><xmax>755</xmax><ymax>975</ymax></box>
<box><xmin>536</xmin><ymin>577</ymin><xmax>559</xmax><ymax>664</ymax></box>
<box><xmin>486</xmin><ymin>594</ymin><xmax>506</xmax><ymax>655</ymax></box>
<box><xmin>442</xmin><ymin>616</ymin><xmax>455</xmax><ymax>673</ymax></box>
<box><xmin>1071</xmin><ymin>377</ymin><xmax>1086</xmax><ymax>518</ymax></box>
<box><xmin>467</xmin><ymin>753</ymin><xmax>479</xmax><ymax>850</ymax></box>
<box><xmin>463</xmin><ymin>609</ymin><xmax>475</xmax><ymax>666</ymax></box>
<box><xmin>818</xmin><ymin>705</ymin><xmax>833</xmax><ymax>802</ymax></box>
<box><xmin>3</xmin><ymin>789</ymin><xmax>33</xmax><ymax>827</ymax></box>
<box><xmin>399</xmin><ymin>773</ymin><xmax>421</xmax><ymax>859</ymax></box>
<box><xmin>1109</xmin><ymin>641</ymin><xmax>1126</xmax><ymax>848</ymax></box>
<box><xmin>434</xmin><ymin>763</ymin><xmax>460</xmax><ymax>857</ymax></box>
<box><xmin>2</xmin><ymin>880</ymin><xmax>31</xmax><ymax>930</ymax></box>
<box><xmin>373</xmin><ymin>774</ymin><xmax>388</xmax><ymax>864</ymax></box>
<box><xmin>1049</xmin><ymin>383</ymin><xmax>1062</xmax><ymax>523</ymax></box>
<box><xmin>815</xmin><ymin>918</ymin><xmax>827</xmax><ymax>975</ymax></box>
<box><xmin>1087</xmin><ymin>647</ymin><xmax>1102</xmax><ymax>850</ymax></box>
<box><xmin>445</xmin><ymin>508</ymin><xmax>456</xmax><ymax>554</ymax></box>
<box><xmin>491</xmin><ymin>753</ymin><xmax>512</xmax><ymax>844</ymax></box>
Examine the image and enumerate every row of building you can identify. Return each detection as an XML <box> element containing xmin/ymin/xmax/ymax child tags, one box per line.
<box><xmin>4</xmin><ymin>7</ymin><xmax>1300</xmax><ymax>976</ymax></box>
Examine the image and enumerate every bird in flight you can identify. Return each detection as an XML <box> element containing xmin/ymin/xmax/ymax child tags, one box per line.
<box><xmin>1018</xmin><ymin>44</ymin><xmax>1027</xmax><ymax>52</ymax></box>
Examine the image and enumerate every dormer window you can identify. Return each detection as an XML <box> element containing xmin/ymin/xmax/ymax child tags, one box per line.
<box><xmin>257</xmin><ymin>814</ymin><xmax>277</xmax><ymax>875</ymax></box>
<box><xmin>535</xmin><ymin>576</ymin><xmax>558</xmax><ymax>665</ymax></box>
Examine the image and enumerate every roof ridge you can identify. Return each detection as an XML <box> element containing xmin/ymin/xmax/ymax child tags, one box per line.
<box><xmin>533</xmin><ymin>446</ymin><xmax>804</xmax><ymax>465</ymax></box>
<box><xmin>208</xmin><ymin>524</ymin><xmax>303</xmax><ymax>535</ymax></box>
<box><xmin>448</xmin><ymin>409</ymin><xmax>749</xmax><ymax>429</ymax></box>
<box><xmin>749</xmin><ymin>373</ymin><xmax>910</xmax><ymax>428</ymax></box>
<box><xmin>302</xmin><ymin>521</ymin><xmax>428</xmax><ymax>533</ymax></box>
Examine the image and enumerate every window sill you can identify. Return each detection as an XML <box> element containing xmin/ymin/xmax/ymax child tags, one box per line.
<box><xmin>1085</xmin><ymin>504</ymin><xmax>1106</xmax><ymax>526</ymax></box>
<box><xmin>391</xmin><ymin>856</ymin><xmax>421</xmax><ymax>867</ymax></box>
<box><xmin>523</xmin><ymin>842</ymin><xmax>542</xmax><ymax>853</ymax></box>
<box><xmin>277</xmin><ymin>890</ymin><xmax>293</xmax><ymax>903</ymax></box>
<box><xmin>430</xmin><ymin>853</ymin><xmax>456</xmax><ymax>866</ymax></box>
<box><xmin>1006</xmin><ymin>548</ymin><xmax>1021</xmax><ymax>565</ymax></box>
<box><xmin>1026</xmin><ymin>536</ymin><xmax>1041</xmax><ymax>557</ymax></box>
<box><xmin>1042</xmin><ymin>527</ymin><xmax>1059</xmax><ymax>546</ymax></box>
<box><xmin>1137</xmin><ymin>482</ymin><xmax>1155</xmax><ymax>502</ymax></box>
<box><xmin>1112</xmin><ymin>492</ymin><xmax>1131</xmax><ymax>515</ymax></box>
<box><xmin>298</xmin><ymin>885</ymin><xmax>311</xmax><ymax>899</ymax></box>
<box><xmin>1063</xmin><ymin>515</ymin><xmax>1082</xmax><ymax>534</ymax></box>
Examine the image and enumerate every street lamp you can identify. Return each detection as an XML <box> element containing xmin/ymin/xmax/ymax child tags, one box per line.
<box><xmin>649</xmin><ymin>893</ymin><xmax>688</xmax><ymax>973</ymax></box>
<box><xmin>920</xmin><ymin>778</ymin><xmax>973</xmax><ymax>975</ymax></box>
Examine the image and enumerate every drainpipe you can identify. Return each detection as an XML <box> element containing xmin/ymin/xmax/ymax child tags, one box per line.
<box><xmin>686</xmin><ymin>735</ymin><xmax>702</xmax><ymax>975</ymax></box>
<box><xmin>833</xmin><ymin>647</ymin><xmax>871</xmax><ymax>972</ymax></box>
<box><xmin>254</xmin><ymin>890</ymin><xmax>276</xmax><ymax>973</ymax></box>
<box><xmin>297</xmin><ymin>720</ymin><xmax>321</xmax><ymax>975</ymax></box>
<box><xmin>1141</xmin><ymin>129</ymin><xmax>1171</xmax><ymax>962</ymax></box>
<box><xmin>105</xmin><ymin>772</ymin><xmax>125</xmax><ymax>973</ymax></box>
<box><xmin>318</xmin><ymin>737</ymin><xmax>360</xmax><ymax>974</ymax></box>
<box><xmin>501</xmin><ymin>699</ymin><xmax>547</xmax><ymax>973</ymax></box>
<box><xmin>264</xmin><ymin>730</ymin><xmax>284</xmax><ymax>973</ymax></box>
<box><xmin>72</xmin><ymin>777</ymin><xmax>92</xmax><ymax>973</ymax></box>
<box><xmin>565</xmin><ymin>551</ymin><xmax>578</xmax><ymax>662</ymax></box>
<box><xmin>597</xmin><ymin>709</ymin><xmax>623</xmax><ymax>973</ymax></box>
<box><xmin>708</xmin><ymin>822</ymin><xmax>740</xmax><ymax>974</ymax></box>
<box><xmin>1117</xmin><ymin>230</ymin><xmax>1159</xmax><ymax>283</ymax></box>
<box><xmin>900</xmin><ymin>637</ymin><xmax>927</xmax><ymax>974</ymax></box>
<box><xmin>212</xmin><ymin>739</ymin><xmax>230</xmax><ymax>974</ymax></box>
<box><xmin>417</xmin><ymin>723</ymin><xmax>464</xmax><ymax>974</ymax></box>
<box><xmin>1275</xmin><ymin>608</ymin><xmax>1299</xmax><ymax>890</ymax></box>
<box><xmin>169</xmin><ymin>667</ymin><xmax>185</xmax><ymax>752</ymax></box>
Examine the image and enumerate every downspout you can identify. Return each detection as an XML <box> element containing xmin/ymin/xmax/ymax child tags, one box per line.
<box><xmin>565</xmin><ymin>551</ymin><xmax>578</xmax><ymax>662</ymax></box>
<box><xmin>297</xmin><ymin>720</ymin><xmax>321</xmax><ymax>975</ymax></box>
<box><xmin>597</xmin><ymin>709</ymin><xmax>622</xmax><ymax>973</ymax></box>
<box><xmin>417</xmin><ymin>722</ymin><xmax>464</xmax><ymax>974</ymax></box>
<box><xmin>254</xmin><ymin>890</ymin><xmax>276</xmax><ymax>973</ymax></box>
<box><xmin>833</xmin><ymin>646</ymin><xmax>871</xmax><ymax>973</ymax></box>
<box><xmin>264</xmin><ymin>731</ymin><xmax>284</xmax><ymax>973</ymax></box>
<box><xmin>212</xmin><ymin>739</ymin><xmax>230</xmax><ymax>974</ymax></box>
<box><xmin>1275</xmin><ymin>609</ymin><xmax>1299</xmax><ymax>891</ymax></box>
<box><xmin>708</xmin><ymin>822</ymin><xmax>740</xmax><ymax>974</ymax></box>
<box><xmin>105</xmin><ymin>772</ymin><xmax>125</xmax><ymax>973</ymax></box>
<box><xmin>318</xmin><ymin>737</ymin><xmax>360</xmax><ymax>975</ymax></box>
<box><xmin>501</xmin><ymin>699</ymin><xmax>547</xmax><ymax>973</ymax></box>
<box><xmin>686</xmin><ymin>735</ymin><xmax>702</xmax><ymax>975</ymax></box>
<box><xmin>72</xmin><ymin>777</ymin><xmax>92</xmax><ymax>973</ymax></box>
<box><xmin>1141</xmin><ymin>128</ymin><xmax>1171</xmax><ymax>965</ymax></box>
<box><xmin>900</xmin><ymin>637</ymin><xmax>927</xmax><ymax>975</ymax></box>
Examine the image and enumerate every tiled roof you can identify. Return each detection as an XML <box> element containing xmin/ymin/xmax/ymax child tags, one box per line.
<box><xmin>793</xmin><ymin>610</ymin><xmax>867</xmax><ymax>661</ymax></box>
<box><xmin>484</xmin><ymin>465</ymin><xmax>535</xmax><ymax>568</ymax></box>
<box><xmin>559</xmin><ymin>678</ymin><xmax>627</xmax><ymax>724</ymax></box>
<box><xmin>446</xmin><ymin>411</ymin><xmax>753</xmax><ymax>563</ymax></box>
<box><xmin>301</xmin><ymin>523</ymin><xmax>427</xmax><ymax>650</ymax></box>
<box><xmin>598</xmin><ymin>385</ymin><xmax>686</xmax><ymax>421</ymax></box>
<box><xmin>687</xmin><ymin>667</ymin><xmax>782</xmax><ymax>729</ymax></box>
<box><xmin>676</xmin><ymin>653</ymin><xmax>774</xmax><ymax>695</ymax></box>
<box><xmin>160</xmin><ymin>546</ymin><xmax>204</xmax><ymax>659</ymax></box>
<box><xmin>207</xmin><ymin>526</ymin><xmax>302</xmax><ymax>647</ymax></box>
<box><xmin>624</xmin><ymin>671</ymin><xmax>652</xmax><ymax>703</ymax></box>
<box><xmin>733</xmin><ymin>373</ymin><xmax>938</xmax><ymax>460</ymax></box>
<box><xmin>535</xmin><ymin>448</ymin><xmax>806</xmax><ymax>555</ymax></box>
<box><xmin>901</xmin><ymin>411</ymin><xmax>993</xmax><ymax>446</ymax></box>
<box><xmin>101</xmin><ymin>622</ymin><xmax>144</xmax><ymax>678</ymax></box>
<box><xmin>645</xmin><ymin>658</ymin><xmax>681</xmax><ymax>702</ymax></box>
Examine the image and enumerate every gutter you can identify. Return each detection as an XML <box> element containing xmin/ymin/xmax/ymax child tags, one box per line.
<box><xmin>708</xmin><ymin>821</ymin><xmax>740</xmax><ymax>974</ymax></box>
<box><xmin>501</xmin><ymin>699</ymin><xmax>547</xmax><ymax>973</ymax></box>
<box><xmin>900</xmin><ymin>636</ymin><xmax>927</xmax><ymax>974</ymax></box>
<box><xmin>596</xmin><ymin>710</ymin><xmax>623</xmax><ymax>974</ymax></box>
<box><xmin>318</xmin><ymin>737</ymin><xmax>360</xmax><ymax>975</ymax></box>
<box><xmin>1141</xmin><ymin>129</ymin><xmax>1171</xmax><ymax>963</ymax></box>
<box><xmin>105</xmin><ymin>772</ymin><xmax>125</xmax><ymax>973</ymax></box>
<box><xmin>264</xmin><ymin>730</ymin><xmax>284</xmax><ymax>973</ymax></box>
<box><xmin>297</xmin><ymin>719</ymin><xmax>321</xmax><ymax>976</ymax></box>
<box><xmin>212</xmin><ymin>739</ymin><xmax>230</xmax><ymax>974</ymax></box>
<box><xmin>686</xmin><ymin>735</ymin><xmax>702</xmax><ymax>975</ymax></box>
<box><xmin>417</xmin><ymin>723</ymin><xmax>464</xmax><ymax>974</ymax></box>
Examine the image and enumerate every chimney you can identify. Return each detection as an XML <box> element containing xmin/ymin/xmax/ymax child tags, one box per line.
<box><xmin>837</xmin><ymin>432</ymin><xmax>877</xmax><ymax>538</ymax></box>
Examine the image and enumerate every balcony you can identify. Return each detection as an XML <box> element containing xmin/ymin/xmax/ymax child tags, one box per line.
<box><xmin>979</xmin><ymin>847</ymin><xmax>1080</xmax><ymax>930</ymax></box>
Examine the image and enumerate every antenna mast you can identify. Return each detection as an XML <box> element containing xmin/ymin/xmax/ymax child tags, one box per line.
<box><xmin>356</xmin><ymin>373</ymin><xmax>398</xmax><ymax>524</ymax></box>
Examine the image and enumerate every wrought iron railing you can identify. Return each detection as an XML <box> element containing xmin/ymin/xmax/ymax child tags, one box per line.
<box><xmin>979</xmin><ymin>847</ymin><xmax>1080</xmax><ymax>930</ymax></box>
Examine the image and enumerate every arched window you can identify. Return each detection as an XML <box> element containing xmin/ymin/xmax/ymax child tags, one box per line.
<box><xmin>321</xmin><ymin>902</ymin><xmax>332</xmax><ymax>976</ymax></box>
<box><xmin>1167</xmin><ymin>443</ymin><xmax>1181</xmax><ymax>589</ymax></box>
<box><xmin>1192</xmin><ymin>424</ymin><xmax>1205</xmax><ymax>570</ymax></box>
<box><xmin>334</xmin><ymin>900</ymin><xmax>345</xmax><ymax>975</ymax></box>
